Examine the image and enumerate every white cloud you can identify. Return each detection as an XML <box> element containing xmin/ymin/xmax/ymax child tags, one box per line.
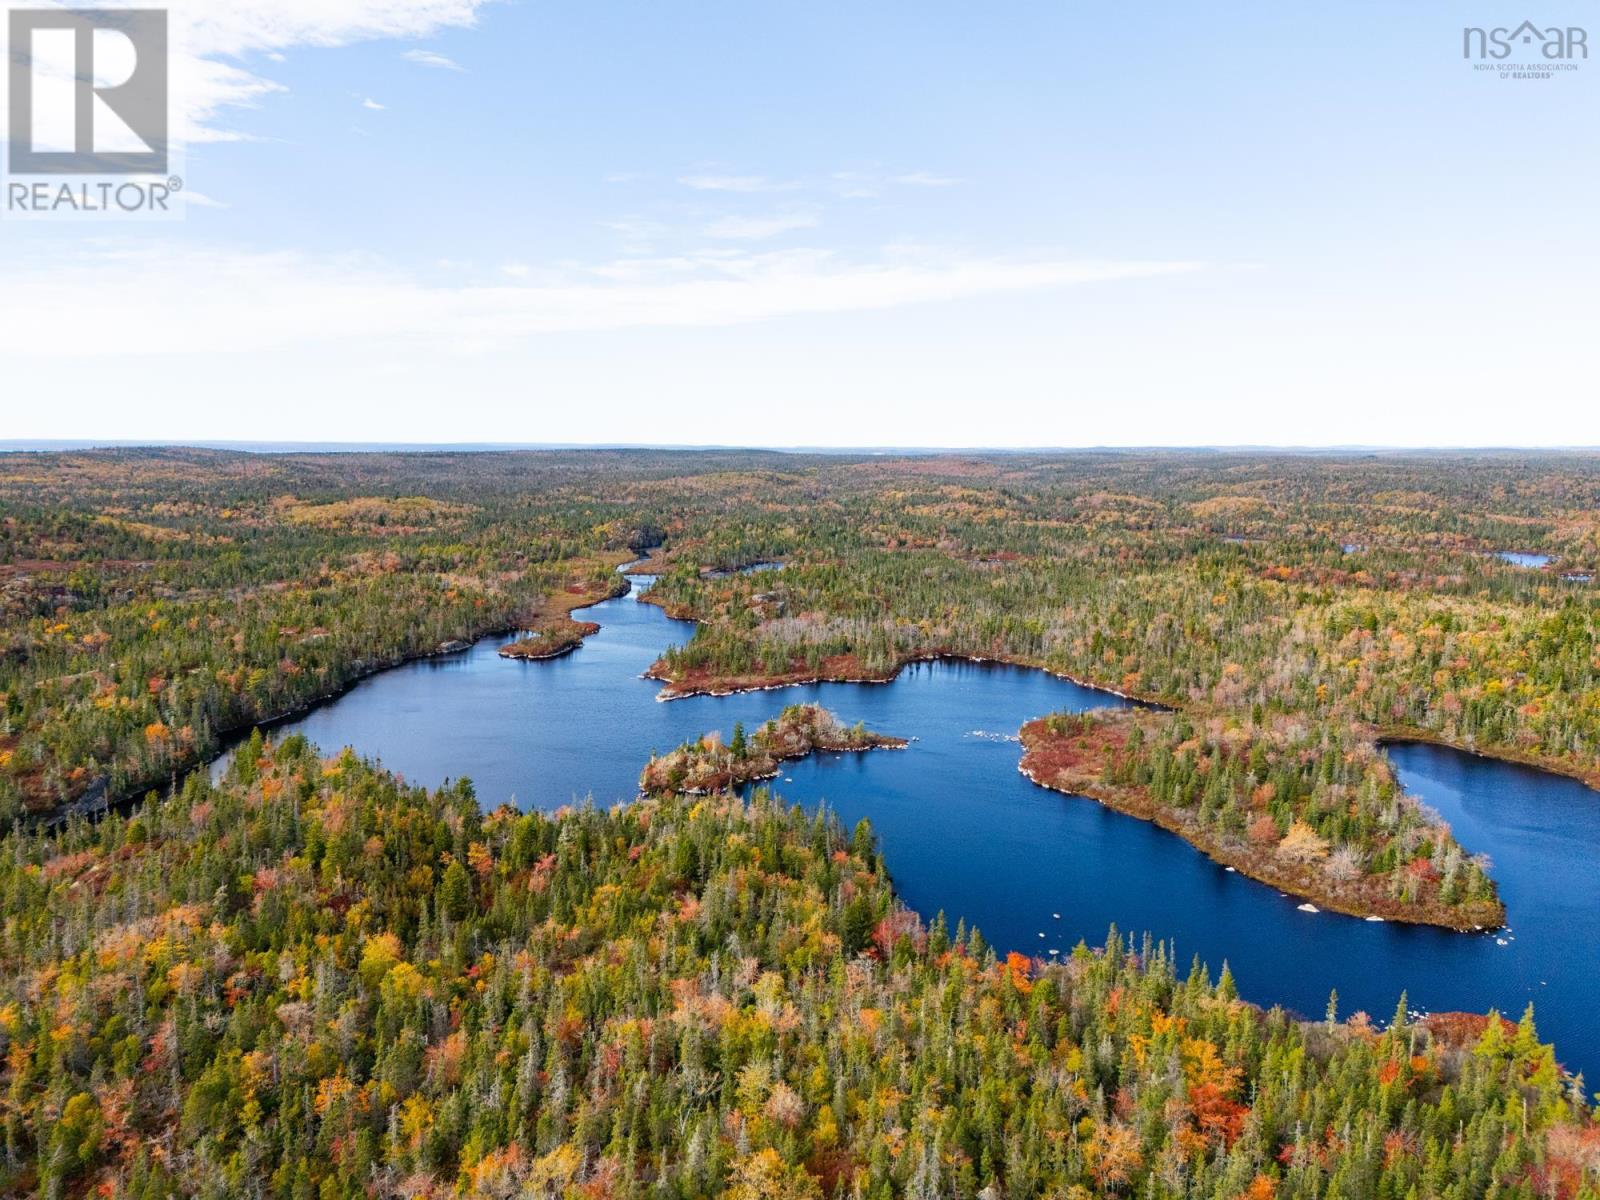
<box><xmin>703</xmin><ymin>212</ymin><xmax>820</xmax><ymax>240</ymax></box>
<box><xmin>678</xmin><ymin>174</ymin><xmax>799</xmax><ymax>194</ymax></box>
<box><xmin>0</xmin><ymin>1</ymin><xmax>494</xmax><ymax>145</ymax></box>
<box><xmin>684</xmin><ymin>168</ymin><xmax>959</xmax><ymax>200</ymax></box>
<box><xmin>177</xmin><ymin>0</ymin><xmax>488</xmax><ymax>57</ymax></box>
<box><xmin>500</xmin><ymin>262</ymin><xmax>531</xmax><ymax>278</ymax></box>
<box><xmin>0</xmin><ymin>244</ymin><xmax>1204</xmax><ymax>357</ymax></box>
<box><xmin>402</xmin><ymin>48</ymin><xmax>464</xmax><ymax>70</ymax></box>
<box><xmin>362</xmin><ymin>97</ymin><xmax>386</xmax><ymax>110</ymax></box>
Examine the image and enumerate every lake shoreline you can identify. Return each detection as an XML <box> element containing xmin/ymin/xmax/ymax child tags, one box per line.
<box><xmin>93</xmin><ymin>557</ymin><xmax>1574</xmax><ymax>938</ymax></box>
<box><xmin>640</xmin><ymin>644</ymin><xmax>1170</xmax><ymax>710</ymax></box>
<box><xmin>638</xmin><ymin>594</ymin><xmax>1600</xmax><ymax>809</ymax></box>
<box><xmin>99</xmin><ymin>552</ymin><xmax>1600</xmax><ymax>1083</ymax></box>
<box><xmin>1374</xmin><ymin>726</ymin><xmax>1600</xmax><ymax>793</ymax></box>
<box><xmin>41</xmin><ymin>559</ymin><xmax>638</xmax><ymax>828</ymax></box>
<box><xmin>42</xmin><ymin>627</ymin><xmax>527</xmax><ymax>828</ymax></box>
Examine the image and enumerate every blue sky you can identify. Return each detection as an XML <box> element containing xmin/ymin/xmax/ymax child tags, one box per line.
<box><xmin>2</xmin><ymin>0</ymin><xmax>1596</xmax><ymax>446</ymax></box>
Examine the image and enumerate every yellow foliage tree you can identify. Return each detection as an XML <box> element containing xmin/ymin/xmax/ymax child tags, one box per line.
<box><xmin>1277</xmin><ymin>820</ymin><xmax>1330</xmax><ymax>863</ymax></box>
<box><xmin>727</xmin><ymin>1149</ymin><xmax>822</xmax><ymax>1200</ymax></box>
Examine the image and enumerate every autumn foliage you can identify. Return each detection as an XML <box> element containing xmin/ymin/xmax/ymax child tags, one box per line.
<box><xmin>0</xmin><ymin>737</ymin><xmax>1592</xmax><ymax>1198</ymax></box>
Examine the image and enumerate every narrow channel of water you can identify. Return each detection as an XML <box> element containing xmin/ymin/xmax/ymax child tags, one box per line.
<box><xmin>231</xmin><ymin>576</ymin><xmax>1600</xmax><ymax>1082</ymax></box>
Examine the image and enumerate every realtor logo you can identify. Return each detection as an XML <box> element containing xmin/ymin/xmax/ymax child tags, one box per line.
<box><xmin>8</xmin><ymin>8</ymin><xmax>169</xmax><ymax>175</ymax></box>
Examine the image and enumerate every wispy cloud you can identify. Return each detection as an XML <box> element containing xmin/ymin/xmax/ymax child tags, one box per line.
<box><xmin>678</xmin><ymin>174</ymin><xmax>800</xmax><ymax>194</ymax></box>
<box><xmin>402</xmin><ymin>48</ymin><xmax>465</xmax><ymax>70</ymax></box>
<box><xmin>598</xmin><ymin>217</ymin><xmax>670</xmax><ymax>251</ymax></box>
<box><xmin>0</xmin><ymin>1</ymin><xmax>493</xmax><ymax>145</ymax></box>
<box><xmin>703</xmin><ymin>212</ymin><xmax>820</xmax><ymax>240</ymax></box>
<box><xmin>831</xmin><ymin>169</ymin><xmax>962</xmax><ymax>198</ymax></box>
<box><xmin>894</xmin><ymin>171</ymin><xmax>961</xmax><ymax>187</ymax></box>
<box><xmin>361</xmin><ymin>97</ymin><xmax>386</xmax><ymax>110</ymax></box>
<box><xmin>0</xmin><ymin>244</ymin><xmax>1206</xmax><ymax>357</ymax></box>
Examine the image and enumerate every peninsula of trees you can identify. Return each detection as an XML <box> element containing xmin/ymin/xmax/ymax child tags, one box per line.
<box><xmin>1019</xmin><ymin>709</ymin><xmax>1504</xmax><ymax>929</ymax></box>
<box><xmin>498</xmin><ymin>617</ymin><xmax>602</xmax><ymax>661</ymax></box>
<box><xmin>499</xmin><ymin>568</ymin><xmax>630</xmax><ymax>660</ymax></box>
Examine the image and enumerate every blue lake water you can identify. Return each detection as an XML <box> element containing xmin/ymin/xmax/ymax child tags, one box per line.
<box><xmin>1499</xmin><ymin>551</ymin><xmax>1553</xmax><ymax>568</ymax></box>
<box><xmin>238</xmin><ymin>576</ymin><xmax>1600</xmax><ymax>1083</ymax></box>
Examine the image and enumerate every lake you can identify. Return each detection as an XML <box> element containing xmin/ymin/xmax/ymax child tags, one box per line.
<box><xmin>231</xmin><ymin>575</ymin><xmax>1600</xmax><ymax>1082</ymax></box>
<box><xmin>1499</xmin><ymin>551</ymin><xmax>1553</xmax><ymax>568</ymax></box>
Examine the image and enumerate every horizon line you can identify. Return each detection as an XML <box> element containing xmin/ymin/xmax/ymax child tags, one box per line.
<box><xmin>5</xmin><ymin>440</ymin><xmax>1600</xmax><ymax>458</ymax></box>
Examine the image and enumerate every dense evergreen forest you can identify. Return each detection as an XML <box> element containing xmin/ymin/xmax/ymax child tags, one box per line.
<box><xmin>1</xmin><ymin>737</ymin><xmax>1593</xmax><ymax>1198</ymax></box>
<box><xmin>4</xmin><ymin>446</ymin><xmax>1600</xmax><ymax>1195</ymax></box>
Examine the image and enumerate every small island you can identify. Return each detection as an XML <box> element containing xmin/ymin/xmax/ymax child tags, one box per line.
<box><xmin>640</xmin><ymin>703</ymin><xmax>906</xmax><ymax>794</ymax></box>
<box><xmin>498</xmin><ymin>617</ymin><xmax>601</xmax><ymax>661</ymax></box>
<box><xmin>1019</xmin><ymin>708</ymin><xmax>1505</xmax><ymax>931</ymax></box>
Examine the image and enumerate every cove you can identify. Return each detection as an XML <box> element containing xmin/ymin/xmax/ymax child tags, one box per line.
<box><xmin>229</xmin><ymin>576</ymin><xmax>1600</xmax><ymax>1083</ymax></box>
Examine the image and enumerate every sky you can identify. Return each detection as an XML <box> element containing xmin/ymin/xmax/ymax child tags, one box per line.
<box><xmin>1</xmin><ymin>0</ymin><xmax>1596</xmax><ymax>448</ymax></box>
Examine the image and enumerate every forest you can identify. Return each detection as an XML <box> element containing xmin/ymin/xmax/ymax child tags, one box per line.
<box><xmin>4</xmin><ymin>446</ymin><xmax>1600</xmax><ymax>1195</ymax></box>
<box><xmin>6</xmin><ymin>448</ymin><xmax>1600</xmax><ymax>834</ymax></box>
<box><xmin>0</xmin><ymin>735</ymin><xmax>1593</xmax><ymax>1199</ymax></box>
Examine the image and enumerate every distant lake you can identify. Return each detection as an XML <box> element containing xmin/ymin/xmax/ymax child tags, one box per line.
<box><xmin>1498</xmin><ymin>551</ymin><xmax>1552</xmax><ymax>568</ymax></box>
<box><xmin>227</xmin><ymin>576</ymin><xmax>1600</xmax><ymax>1082</ymax></box>
<box><xmin>703</xmin><ymin>561</ymin><xmax>786</xmax><ymax>579</ymax></box>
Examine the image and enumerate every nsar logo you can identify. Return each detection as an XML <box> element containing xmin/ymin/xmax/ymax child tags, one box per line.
<box><xmin>1463</xmin><ymin>21</ymin><xmax>1588</xmax><ymax>61</ymax></box>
